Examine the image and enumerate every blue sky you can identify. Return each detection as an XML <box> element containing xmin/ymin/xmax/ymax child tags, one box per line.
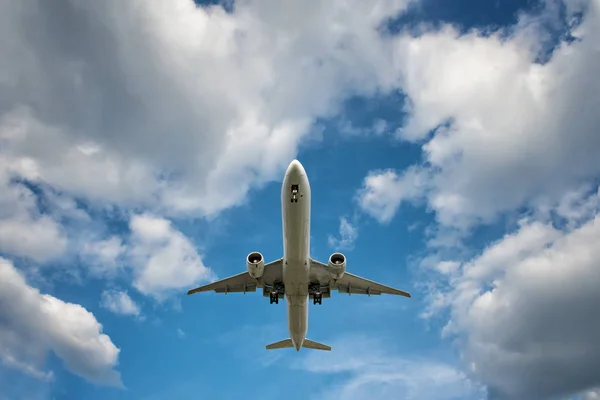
<box><xmin>0</xmin><ymin>0</ymin><xmax>599</xmax><ymax>399</ymax></box>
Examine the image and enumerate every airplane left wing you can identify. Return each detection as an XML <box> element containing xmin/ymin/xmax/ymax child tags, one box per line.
<box><xmin>187</xmin><ymin>259</ymin><xmax>283</xmax><ymax>295</ymax></box>
<box><xmin>309</xmin><ymin>259</ymin><xmax>411</xmax><ymax>298</ymax></box>
<box><xmin>336</xmin><ymin>272</ymin><xmax>411</xmax><ymax>298</ymax></box>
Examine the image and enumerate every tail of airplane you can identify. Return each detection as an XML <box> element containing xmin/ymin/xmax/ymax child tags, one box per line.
<box><xmin>265</xmin><ymin>338</ymin><xmax>331</xmax><ymax>351</ymax></box>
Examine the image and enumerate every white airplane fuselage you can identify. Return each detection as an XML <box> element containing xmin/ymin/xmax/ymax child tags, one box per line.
<box><xmin>281</xmin><ymin>160</ymin><xmax>311</xmax><ymax>351</ymax></box>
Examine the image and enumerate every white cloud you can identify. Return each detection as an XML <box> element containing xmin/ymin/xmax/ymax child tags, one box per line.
<box><xmin>177</xmin><ymin>329</ymin><xmax>186</xmax><ymax>339</ymax></box>
<box><xmin>0</xmin><ymin>0</ymin><xmax>413</xmax><ymax>219</ymax></box>
<box><xmin>353</xmin><ymin>4</ymin><xmax>600</xmax><ymax>396</ymax></box>
<box><xmin>100</xmin><ymin>290</ymin><xmax>141</xmax><ymax>318</ymax></box>
<box><xmin>328</xmin><ymin>217</ymin><xmax>358</xmax><ymax>250</ymax></box>
<box><xmin>390</xmin><ymin>0</ymin><xmax>600</xmax><ymax>230</ymax></box>
<box><xmin>0</xmin><ymin>164</ymin><xmax>68</xmax><ymax>263</ymax></box>
<box><xmin>81</xmin><ymin>236</ymin><xmax>126</xmax><ymax>277</ymax></box>
<box><xmin>345</xmin><ymin>11</ymin><xmax>600</xmax><ymax>396</ymax></box>
<box><xmin>1</xmin><ymin>353</ymin><xmax>54</xmax><ymax>383</ymax></box>
<box><xmin>377</xmin><ymin>6</ymin><xmax>600</xmax><ymax>397</ymax></box>
<box><xmin>583</xmin><ymin>389</ymin><xmax>600</xmax><ymax>399</ymax></box>
<box><xmin>80</xmin><ymin>215</ymin><xmax>213</xmax><ymax>303</ymax></box>
<box><xmin>40</xmin><ymin>189</ymin><xmax>91</xmax><ymax>223</ymax></box>
<box><xmin>338</xmin><ymin>118</ymin><xmax>390</xmax><ymax>136</ymax></box>
<box><xmin>435</xmin><ymin>260</ymin><xmax>460</xmax><ymax>275</ymax></box>
<box><xmin>0</xmin><ymin>215</ymin><xmax>66</xmax><ymax>263</ymax></box>
<box><xmin>0</xmin><ymin>257</ymin><xmax>121</xmax><ymax>386</ymax></box>
<box><xmin>294</xmin><ymin>335</ymin><xmax>484</xmax><ymax>400</ymax></box>
<box><xmin>356</xmin><ymin>167</ymin><xmax>427</xmax><ymax>224</ymax></box>
<box><xmin>348</xmin><ymin>1</ymin><xmax>599</xmax><ymax>232</ymax></box>
<box><xmin>128</xmin><ymin>214</ymin><xmax>215</xmax><ymax>300</ymax></box>
<box><xmin>427</xmin><ymin>189</ymin><xmax>600</xmax><ymax>399</ymax></box>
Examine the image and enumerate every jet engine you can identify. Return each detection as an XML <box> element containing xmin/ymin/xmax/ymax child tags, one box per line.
<box><xmin>247</xmin><ymin>252</ymin><xmax>265</xmax><ymax>279</ymax></box>
<box><xmin>328</xmin><ymin>253</ymin><xmax>346</xmax><ymax>280</ymax></box>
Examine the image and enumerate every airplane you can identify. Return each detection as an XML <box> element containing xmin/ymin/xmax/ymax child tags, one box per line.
<box><xmin>187</xmin><ymin>159</ymin><xmax>411</xmax><ymax>351</ymax></box>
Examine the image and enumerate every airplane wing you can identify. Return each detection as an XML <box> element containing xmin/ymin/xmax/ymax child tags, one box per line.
<box><xmin>187</xmin><ymin>259</ymin><xmax>283</xmax><ymax>295</ymax></box>
<box><xmin>309</xmin><ymin>259</ymin><xmax>411</xmax><ymax>298</ymax></box>
<box><xmin>335</xmin><ymin>272</ymin><xmax>411</xmax><ymax>297</ymax></box>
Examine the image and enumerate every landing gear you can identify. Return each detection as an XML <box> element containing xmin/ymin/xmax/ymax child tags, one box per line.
<box><xmin>310</xmin><ymin>283</ymin><xmax>323</xmax><ymax>305</ymax></box>
<box><xmin>269</xmin><ymin>292</ymin><xmax>279</xmax><ymax>304</ymax></box>
<box><xmin>269</xmin><ymin>283</ymin><xmax>284</xmax><ymax>304</ymax></box>
<box><xmin>313</xmin><ymin>292</ymin><xmax>322</xmax><ymax>305</ymax></box>
<box><xmin>291</xmin><ymin>184</ymin><xmax>299</xmax><ymax>203</ymax></box>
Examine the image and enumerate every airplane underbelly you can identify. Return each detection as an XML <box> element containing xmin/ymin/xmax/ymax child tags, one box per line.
<box><xmin>287</xmin><ymin>295</ymin><xmax>308</xmax><ymax>347</ymax></box>
<box><xmin>283</xmin><ymin>260</ymin><xmax>309</xmax><ymax>295</ymax></box>
<box><xmin>282</xmin><ymin>196</ymin><xmax>310</xmax><ymax>296</ymax></box>
<box><xmin>283</xmin><ymin>211</ymin><xmax>310</xmax><ymax>260</ymax></box>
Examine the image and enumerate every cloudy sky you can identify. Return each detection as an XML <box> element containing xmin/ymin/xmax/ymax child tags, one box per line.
<box><xmin>0</xmin><ymin>0</ymin><xmax>599</xmax><ymax>399</ymax></box>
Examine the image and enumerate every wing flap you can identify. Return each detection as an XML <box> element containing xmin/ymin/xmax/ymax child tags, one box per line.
<box><xmin>213</xmin><ymin>283</ymin><xmax>257</xmax><ymax>294</ymax></box>
<box><xmin>337</xmin><ymin>284</ymin><xmax>382</xmax><ymax>296</ymax></box>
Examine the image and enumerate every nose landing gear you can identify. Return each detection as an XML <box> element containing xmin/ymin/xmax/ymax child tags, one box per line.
<box><xmin>291</xmin><ymin>184</ymin><xmax>299</xmax><ymax>203</ymax></box>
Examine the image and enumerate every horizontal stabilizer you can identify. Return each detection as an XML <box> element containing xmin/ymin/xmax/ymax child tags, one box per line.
<box><xmin>302</xmin><ymin>338</ymin><xmax>331</xmax><ymax>351</ymax></box>
<box><xmin>265</xmin><ymin>338</ymin><xmax>331</xmax><ymax>351</ymax></box>
<box><xmin>265</xmin><ymin>338</ymin><xmax>294</xmax><ymax>350</ymax></box>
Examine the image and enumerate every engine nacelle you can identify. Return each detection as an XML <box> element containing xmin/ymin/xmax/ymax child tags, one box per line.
<box><xmin>328</xmin><ymin>252</ymin><xmax>346</xmax><ymax>280</ymax></box>
<box><xmin>247</xmin><ymin>252</ymin><xmax>265</xmax><ymax>279</ymax></box>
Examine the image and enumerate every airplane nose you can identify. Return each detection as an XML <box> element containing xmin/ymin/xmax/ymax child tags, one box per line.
<box><xmin>286</xmin><ymin>159</ymin><xmax>305</xmax><ymax>178</ymax></box>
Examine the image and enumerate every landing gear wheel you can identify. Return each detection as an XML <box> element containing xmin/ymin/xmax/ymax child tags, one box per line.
<box><xmin>270</xmin><ymin>292</ymin><xmax>279</xmax><ymax>304</ymax></box>
<box><xmin>313</xmin><ymin>293</ymin><xmax>322</xmax><ymax>305</ymax></box>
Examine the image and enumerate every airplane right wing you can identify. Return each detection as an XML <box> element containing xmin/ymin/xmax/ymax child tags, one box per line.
<box><xmin>187</xmin><ymin>259</ymin><xmax>283</xmax><ymax>295</ymax></box>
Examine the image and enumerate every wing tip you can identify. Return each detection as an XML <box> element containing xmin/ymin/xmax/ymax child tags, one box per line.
<box><xmin>393</xmin><ymin>289</ymin><xmax>411</xmax><ymax>298</ymax></box>
<box><xmin>187</xmin><ymin>288</ymin><xmax>202</xmax><ymax>295</ymax></box>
